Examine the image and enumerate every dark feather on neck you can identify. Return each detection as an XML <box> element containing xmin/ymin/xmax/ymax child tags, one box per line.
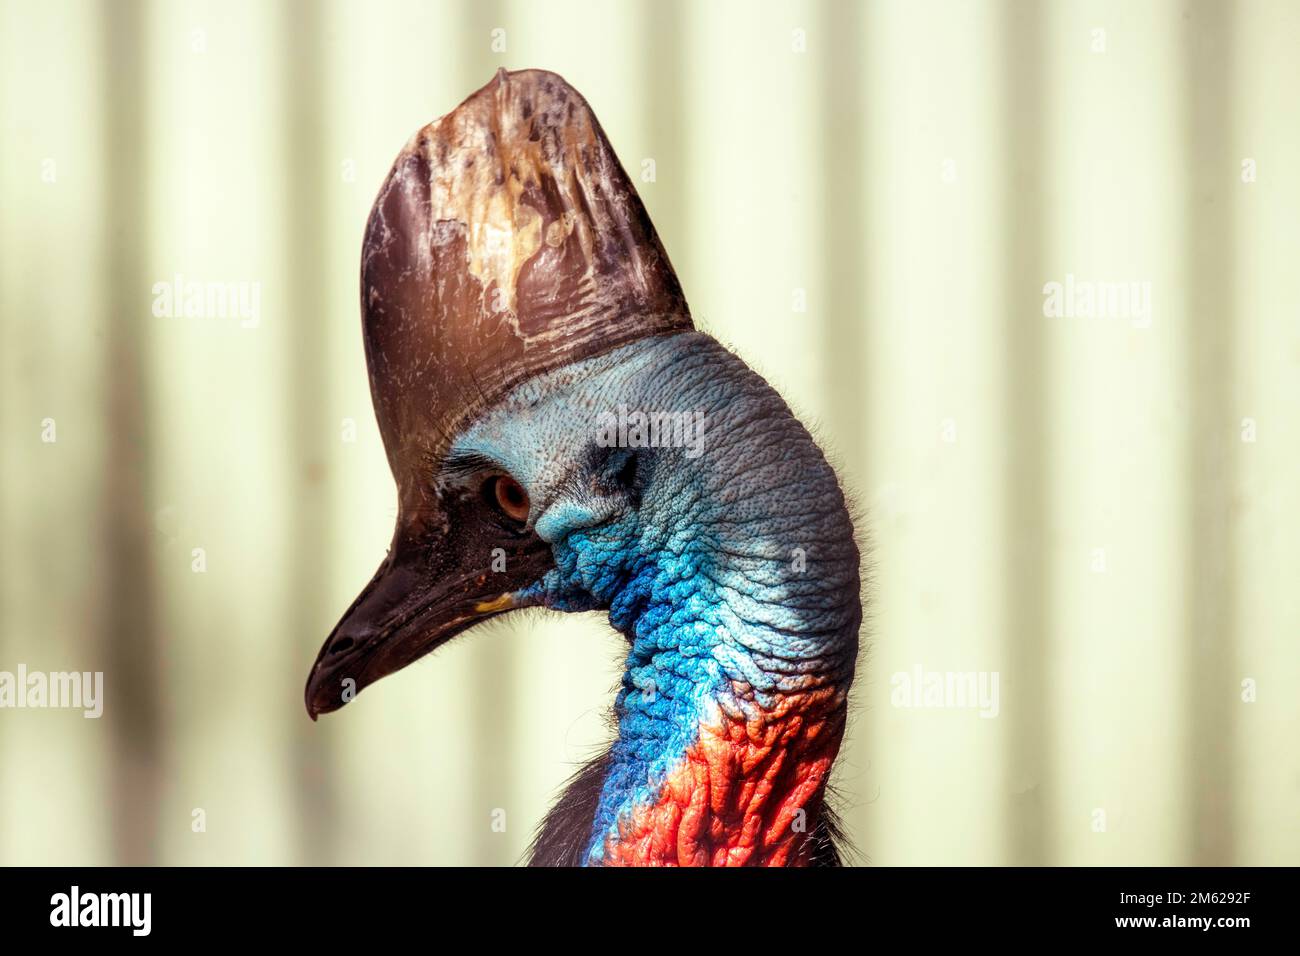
<box><xmin>527</xmin><ymin>751</ymin><xmax>611</xmax><ymax>867</ymax></box>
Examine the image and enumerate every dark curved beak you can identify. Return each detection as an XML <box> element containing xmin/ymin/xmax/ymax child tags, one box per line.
<box><xmin>304</xmin><ymin>532</ymin><xmax>551</xmax><ymax>720</ymax></box>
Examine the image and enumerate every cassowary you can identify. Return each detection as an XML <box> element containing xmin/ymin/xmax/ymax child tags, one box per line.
<box><xmin>305</xmin><ymin>69</ymin><xmax>861</xmax><ymax>866</ymax></box>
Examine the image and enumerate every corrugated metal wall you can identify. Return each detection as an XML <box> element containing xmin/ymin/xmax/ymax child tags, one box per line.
<box><xmin>2</xmin><ymin>0</ymin><xmax>1297</xmax><ymax>865</ymax></box>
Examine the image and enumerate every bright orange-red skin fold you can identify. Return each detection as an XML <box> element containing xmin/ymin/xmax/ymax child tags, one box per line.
<box><xmin>598</xmin><ymin>683</ymin><xmax>846</xmax><ymax>866</ymax></box>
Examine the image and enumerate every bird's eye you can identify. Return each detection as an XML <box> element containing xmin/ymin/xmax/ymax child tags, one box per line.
<box><xmin>485</xmin><ymin>474</ymin><xmax>530</xmax><ymax>522</ymax></box>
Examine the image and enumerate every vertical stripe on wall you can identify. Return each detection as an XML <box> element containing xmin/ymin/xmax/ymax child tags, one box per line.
<box><xmin>999</xmin><ymin>0</ymin><xmax>1052</xmax><ymax>867</ymax></box>
<box><xmin>102</xmin><ymin>0</ymin><xmax>161</xmax><ymax>867</ymax></box>
<box><xmin>283</xmin><ymin>0</ymin><xmax>338</xmax><ymax>866</ymax></box>
<box><xmin>1181</xmin><ymin>0</ymin><xmax>1237</xmax><ymax>866</ymax></box>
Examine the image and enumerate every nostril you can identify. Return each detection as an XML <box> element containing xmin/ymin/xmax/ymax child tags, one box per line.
<box><xmin>328</xmin><ymin>636</ymin><xmax>355</xmax><ymax>656</ymax></box>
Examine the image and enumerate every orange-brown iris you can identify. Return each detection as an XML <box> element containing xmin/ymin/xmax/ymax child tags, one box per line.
<box><xmin>492</xmin><ymin>475</ymin><xmax>530</xmax><ymax>522</ymax></box>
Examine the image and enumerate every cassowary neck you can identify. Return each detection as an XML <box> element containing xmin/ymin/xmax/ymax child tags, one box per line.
<box><xmin>589</xmin><ymin>554</ymin><xmax>857</xmax><ymax>866</ymax></box>
<box><xmin>528</xmin><ymin>334</ymin><xmax>861</xmax><ymax>866</ymax></box>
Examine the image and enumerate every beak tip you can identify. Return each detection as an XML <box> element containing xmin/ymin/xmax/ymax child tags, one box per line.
<box><xmin>305</xmin><ymin>667</ymin><xmax>349</xmax><ymax>721</ymax></box>
<box><xmin>305</xmin><ymin>669</ymin><xmax>326</xmax><ymax>721</ymax></box>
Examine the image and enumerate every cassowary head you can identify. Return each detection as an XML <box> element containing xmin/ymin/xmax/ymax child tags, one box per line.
<box><xmin>306</xmin><ymin>69</ymin><xmax>860</xmax><ymax>866</ymax></box>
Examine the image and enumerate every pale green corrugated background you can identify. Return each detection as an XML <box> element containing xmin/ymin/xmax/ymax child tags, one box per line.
<box><xmin>1</xmin><ymin>0</ymin><xmax>1297</xmax><ymax>865</ymax></box>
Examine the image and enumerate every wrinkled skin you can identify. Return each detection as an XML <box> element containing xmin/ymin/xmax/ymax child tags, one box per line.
<box><xmin>452</xmin><ymin>331</ymin><xmax>861</xmax><ymax>865</ymax></box>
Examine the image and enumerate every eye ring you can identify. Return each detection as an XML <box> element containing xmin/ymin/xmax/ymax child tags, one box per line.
<box><xmin>485</xmin><ymin>474</ymin><xmax>530</xmax><ymax>522</ymax></box>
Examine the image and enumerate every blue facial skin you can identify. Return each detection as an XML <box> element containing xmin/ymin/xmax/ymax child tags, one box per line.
<box><xmin>451</xmin><ymin>331</ymin><xmax>860</xmax><ymax>863</ymax></box>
